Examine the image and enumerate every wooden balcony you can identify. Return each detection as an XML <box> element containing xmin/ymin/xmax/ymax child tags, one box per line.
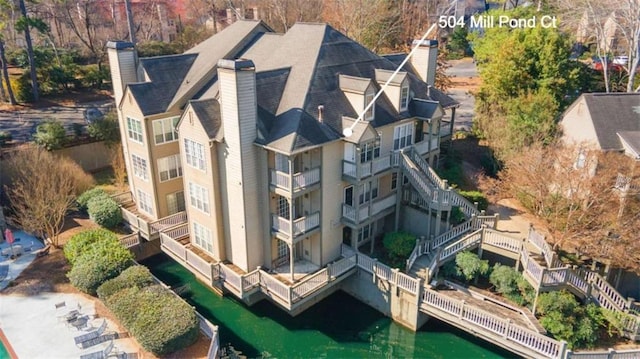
<box><xmin>270</xmin><ymin>167</ymin><xmax>321</xmax><ymax>195</ymax></box>
<box><xmin>112</xmin><ymin>192</ymin><xmax>187</xmax><ymax>241</ymax></box>
<box><xmin>342</xmin><ymin>193</ymin><xmax>397</xmax><ymax>224</ymax></box>
<box><xmin>271</xmin><ymin>212</ymin><xmax>320</xmax><ymax>241</ymax></box>
<box><xmin>342</xmin><ymin>153</ymin><xmax>398</xmax><ymax>182</ymax></box>
<box><xmin>414</xmin><ymin>138</ymin><xmax>439</xmax><ymax>156</ymax></box>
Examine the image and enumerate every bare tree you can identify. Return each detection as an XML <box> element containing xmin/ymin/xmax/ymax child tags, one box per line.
<box><xmin>4</xmin><ymin>145</ymin><xmax>94</xmax><ymax>247</ymax></box>
<box><xmin>0</xmin><ymin>39</ymin><xmax>16</xmax><ymax>104</ymax></box>
<box><xmin>111</xmin><ymin>147</ymin><xmax>127</xmax><ymax>190</ymax></box>
<box><xmin>16</xmin><ymin>0</ymin><xmax>39</xmax><ymax>101</ymax></box>
<box><xmin>485</xmin><ymin>142</ymin><xmax>640</xmax><ymax>272</ymax></box>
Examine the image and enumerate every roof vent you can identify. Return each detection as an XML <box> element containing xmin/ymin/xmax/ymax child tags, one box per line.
<box><xmin>318</xmin><ymin>105</ymin><xmax>324</xmax><ymax>123</ymax></box>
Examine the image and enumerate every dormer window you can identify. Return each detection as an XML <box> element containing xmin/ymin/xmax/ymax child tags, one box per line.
<box><xmin>400</xmin><ymin>83</ymin><xmax>409</xmax><ymax>111</ymax></box>
<box><xmin>365</xmin><ymin>91</ymin><xmax>375</xmax><ymax>120</ymax></box>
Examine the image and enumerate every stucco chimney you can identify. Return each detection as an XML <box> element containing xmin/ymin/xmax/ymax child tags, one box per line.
<box><xmin>217</xmin><ymin>58</ymin><xmax>264</xmax><ymax>272</ymax></box>
<box><xmin>107</xmin><ymin>41</ymin><xmax>138</xmax><ymax>106</ymax></box>
<box><xmin>409</xmin><ymin>39</ymin><xmax>438</xmax><ymax>86</ymax></box>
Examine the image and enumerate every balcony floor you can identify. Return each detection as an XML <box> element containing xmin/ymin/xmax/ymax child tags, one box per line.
<box><xmin>273</xmin><ymin>260</ymin><xmax>320</xmax><ymax>283</ymax></box>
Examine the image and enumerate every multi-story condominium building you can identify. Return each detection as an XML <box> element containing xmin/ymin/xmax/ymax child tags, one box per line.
<box><xmin>108</xmin><ymin>19</ymin><xmax>460</xmax><ymax>314</ymax></box>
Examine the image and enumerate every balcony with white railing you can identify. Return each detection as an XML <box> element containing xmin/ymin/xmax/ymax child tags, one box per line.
<box><xmin>342</xmin><ymin>153</ymin><xmax>394</xmax><ymax>181</ymax></box>
<box><xmin>270</xmin><ymin>167</ymin><xmax>321</xmax><ymax>194</ymax></box>
<box><xmin>271</xmin><ymin>212</ymin><xmax>321</xmax><ymax>239</ymax></box>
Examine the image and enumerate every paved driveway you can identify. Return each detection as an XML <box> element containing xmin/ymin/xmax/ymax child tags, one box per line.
<box><xmin>0</xmin><ymin>100</ymin><xmax>114</xmax><ymax>142</ymax></box>
<box><xmin>445</xmin><ymin>58</ymin><xmax>479</xmax><ymax>133</ymax></box>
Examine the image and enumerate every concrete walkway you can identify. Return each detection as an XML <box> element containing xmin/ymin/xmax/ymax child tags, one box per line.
<box><xmin>0</xmin><ymin>292</ymin><xmax>137</xmax><ymax>358</ymax></box>
<box><xmin>0</xmin><ymin>230</ymin><xmax>44</xmax><ymax>291</ymax></box>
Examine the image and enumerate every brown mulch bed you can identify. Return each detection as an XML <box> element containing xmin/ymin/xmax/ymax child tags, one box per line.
<box><xmin>1</xmin><ymin>215</ymin><xmax>210</xmax><ymax>358</ymax></box>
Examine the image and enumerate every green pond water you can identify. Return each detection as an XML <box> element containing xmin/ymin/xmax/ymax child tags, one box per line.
<box><xmin>143</xmin><ymin>254</ymin><xmax>516</xmax><ymax>359</ymax></box>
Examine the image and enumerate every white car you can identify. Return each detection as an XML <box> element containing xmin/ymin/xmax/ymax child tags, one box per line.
<box><xmin>613</xmin><ymin>56</ymin><xmax>629</xmax><ymax>65</ymax></box>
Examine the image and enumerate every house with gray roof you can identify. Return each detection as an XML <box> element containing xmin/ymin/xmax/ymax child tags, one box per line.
<box><xmin>108</xmin><ymin>20</ymin><xmax>463</xmax><ymax>318</ymax></box>
<box><xmin>560</xmin><ymin>93</ymin><xmax>640</xmax><ymax>160</ymax></box>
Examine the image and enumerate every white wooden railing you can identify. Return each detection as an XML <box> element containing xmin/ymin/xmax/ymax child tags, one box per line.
<box><xmin>342</xmin><ymin>154</ymin><xmax>393</xmax><ymax>180</ymax></box>
<box><xmin>270</xmin><ymin>167</ymin><xmax>321</xmax><ymax>192</ymax></box>
<box><xmin>259</xmin><ymin>270</ymin><xmax>292</xmax><ymax>305</ymax></box>
<box><xmin>527</xmin><ymin>227</ymin><xmax>559</xmax><ymax>268</ymax></box>
<box><xmin>615</xmin><ymin>173</ymin><xmax>640</xmax><ymax>193</ymax></box>
<box><xmin>439</xmin><ymin>230</ymin><xmax>482</xmax><ymax>262</ymax></box>
<box><xmin>119</xmin><ymin>233</ymin><xmax>139</xmax><ymax>248</ymax></box>
<box><xmin>329</xmin><ymin>255</ymin><xmax>357</xmax><ymax>278</ymax></box>
<box><xmin>291</xmin><ymin>269</ymin><xmax>329</xmax><ymax>301</ymax></box>
<box><xmin>272</xmin><ymin>212</ymin><xmax>320</xmax><ymax>237</ymax></box>
<box><xmin>150</xmin><ymin>211</ymin><xmax>188</xmax><ymax>233</ymax></box>
<box><xmin>186</xmin><ymin>248</ymin><xmax>213</xmax><ymax>280</ymax></box>
<box><xmin>371</xmin><ymin>193</ymin><xmax>397</xmax><ymax>216</ymax></box>
<box><xmin>421</xmin><ymin>288</ymin><xmax>566</xmax><ymax>358</ymax></box>
<box><xmin>242</xmin><ymin>269</ymin><xmax>261</xmax><ymax>293</ymax></box>
<box><xmin>342</xmin><ymin>204</ymin><xmax>369</xmax><ymax>223</ymax></box>
<box><xmin>160</xmin><ymin>229</ymin><xmax>187</xmax><ymax>261</ymax></box>
<box><xmin>566</xmin><ymin>348</ymin><xmax>640</xmax><ymax>359</ymax></box>
<box><xmin>220</xmin><ymin>264</ymin><xmax>242</xmax><ymax>292</ymax></box>
<box><xmin>483</xmin><ymin>230</ymin><xmax>522</xmax><ymax>253</ymax></box>
<box><xmin>414</xmin><ymin>139</ymin><xmax>431</xmax><ymax>155</ymax></box>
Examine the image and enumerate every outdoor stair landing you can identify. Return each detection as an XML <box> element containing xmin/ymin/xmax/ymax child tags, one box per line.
<box><xmin>409</xmin><ymin>253</ymin><xmax>436</xmax><ymax>282</ymax></box>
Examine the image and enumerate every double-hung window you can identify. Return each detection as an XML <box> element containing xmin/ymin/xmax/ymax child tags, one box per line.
<box><xmin>359</xmin><ymin>140</ymin><xmax>380</xmax><ymax>163</ymax></box>
<box><xmin>393</xmin><ymin>122</ymin><xmax>414</xmax><ymax>150</ymax></box>
<box><xmin>166</xmin><ymin>191</ymin><xmax>185</xmax><ymax>214</ymax></box>
<box><xmin>153</xmin><ymin>117</ymin><xmax>179</xmax><ymax>144</ymax></box>
<box><xmin>131</xmin><ymin>154</ymin><xmax>148</xmax><ymax>181</ymax></box>
<box><xmin>364</xmin><ymin>91</ymin><xmax>375</xmax><ymax>120</ymax></box>
<box><xmin>193</xmin><ymin>222</ymin><xmax>213</xmax><ymax>253</ymax></box>
<box><xmin>158</xmin><ymin>155</ymin><xmax>182</xmax><ymax>182</ymax></box>
<box><xmin>137</xmin><ymin>189</ymin><xmax>154</xmax><ymax>215</ymax></box>
<box><xmin>184</xmin><ymin>138</ymin><xmax>206</xmax><ymax>171</ymax></box>
<box><xmin>126</xmin><ymin>117</ymin><xmax>143</xmax><ymax>143</ymax></box>
<box><xmin>358</xmin><ymin>180</ymin><xmax>379</xmax><ymax>205</ymax></box>
<box><xmin>358</xmin><ymin>224</ymin><xmax>372</xmax><ymax>244</ymax></box>
<box><xmin>400</xmin><ymin>84</ymin><xmax>410</xmax><ymax>111</ymax></box>
<box><xmin>188</xmin><ymin>182</ymin><xmax>210</xmax><ymax>213</ymax></box>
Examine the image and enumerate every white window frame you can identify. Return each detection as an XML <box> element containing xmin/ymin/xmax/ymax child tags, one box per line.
<box><xmin>359</xmin><ymin>139</ymin><xmax>380</xmax><ymax>163</ymax></box>
<box><xmin>391</xmin><ymin>172</ymin><xmax>398</xmax><ymax>190</ymax></box>
<box><xmin>358</xmin><ymin>179</ymin><xmax>379</xmax><ymax>205</ymax></box>
<box><xmin>188</xmin><ymin>181</ymin><xmax>210</xmax><ymax>214</ymax></box>
<box><xmin>193</xmin><ymin>221</ymin><xmax>213</xmax><ymax>253</ymax></box>
<box><xmin>184</xmin><ymin>138</ymin><xmax>206</xmax><ymax>171</ymax></box>
<box><xmin>166</xmin><ymin>191</ymin><xmax>185</xmax><ymax>215</ymax></box>
<box><xmin>275</xmin><ymin>153</ymin><xmax>290</xmax><ymax>173</ymax></box>
<box><xmin>393</xmin><ymin>122</ymin><xmax>414</xmax><ymax>150</ymax></box>
<box><xmin>277</xmin><ymin>195</ymin><xmax>290</xmax><ymax>219</ymax></box>
<box><xmin>157</xmin><ymin>154</ymin><xmax>182</xmax><ymax>182</ymax></box>
<box><xmin>400</xmin><ymin>83</ymin><xmax>410</xmax><ymax>111</ymax></box>
<box><xmin>277</xmin><ymin>239</ymin><xmax>288</xmax><ymax>260</ymax></box>
<box><xmin>137</xmin><ymin>189</ymin><xmax>154</xmax><ymax>216</ymax></box>
<box><xmin>364</xmin><ymin>91</ymin><xmax>375</xmax><ymax>121</ymax></box>
<box><xmin>126</xmin><ymin>117</ymin><xmax>144</xmax><ymax>144</ymax></box>
<box><xmin>131</xmin><ymin>154</ymin><xmax>148</xmax><ymax>181</ymax></box>
<box><xmin>358</xmin><ymin>224</ymin><xmax>372</xmax><ymax>244</ymax></box>
<box><xmin>153</xmin><ymin>117</ymin><xmax>179</xmax><ymax>145</ymax></box>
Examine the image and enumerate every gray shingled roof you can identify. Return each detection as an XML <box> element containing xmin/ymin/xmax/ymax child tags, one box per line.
<box><xmin>382</xmin><ymin>54</ymin><xmax>459</xmax><ymax>109</ymax></box>
<box><xmin>617</xmin><ymin>131</ymin><xmax>640</xmax><ymax>156</ymax></box>
<box><xmin>129</xmin><ymin>54</ymin><xmax>197</xmax><ymax>115</ymax></box>
<box><xmin>189</xmin><ymin>98</ymin><xmax>222</xmax><ymax>141</ymax></box>
<box><xmin>128</xmin><ymin>21</ymin><xmax>458</xmax><ymax>153</ymax></box>
<box><xmin>582</xmin><ymin>93</ymin><xmax>640</xmax><ymax>150</ymax></box>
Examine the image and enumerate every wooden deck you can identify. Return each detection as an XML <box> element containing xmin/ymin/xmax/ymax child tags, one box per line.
<box><xmin>436</xmin><ymin>287</ymin><xmax>536</xmax><ymax>330</ymax></box>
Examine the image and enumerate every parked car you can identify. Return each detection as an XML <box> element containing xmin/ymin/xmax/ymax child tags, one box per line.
<box><xmin>613</xmin><ymin>56</ymin><xmax>629</xmax><ymax>65</ymax></box>
<box><xmin>83</xmin><ymin>107</ymin><xmax>104</xmax><ymax>124</ymax></box>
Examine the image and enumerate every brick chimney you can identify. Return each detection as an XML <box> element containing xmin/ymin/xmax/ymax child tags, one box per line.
<box><xmin>409</xmin><ymin>39</ymin><xmax>438</xmax><ymax>86</ymax></box>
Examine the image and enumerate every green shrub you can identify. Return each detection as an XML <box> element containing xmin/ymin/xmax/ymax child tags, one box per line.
<box><xmin>537</xmin><ymin>291</ymin><xmax>606</xmax><ymax>349</ymax></box>
<box><xmin>87</xmin><ymin>111</ymin><xmax>120</xmax><ymax>147</ymax></box>
<box><xmin>454</xmin><ymin>251</ymin><xmax>489</xmax><ymax>282</ymax></box>
<box><xmin>458</xmin><ymin>190</ymin><xmax>489</xmax><ymax>211</ymax></box>
<box><xmin>33</xmin><ymin>120</ymin><xmax>67</xmax><ymax>150</ymax></box>
<box><xmin>106</xmin><ymin>285</ymin><xmax>199</xmax><ymax>355</ymax></box>
<box><xmin>67</xmin><ymin>238</ymin><xmax>133</xmax><ymax>294</ymax></box>
<box><xmin>489</xmin><ymin>264</ymin><xmax>519</xmax><ymax>294</ymax></box>
<box><xmin>77</xmin><ymin>188</ymin><xmax>109</xmax><ymax>212</ymax></box>
<box><xmin>64</xmin><ymin>228</ymin><xmax>118</xmax><ymax>265</ymax></box>
<box><xmin>10</xmin><ymin>72</ymin><xmax>34</xmax><ymax>103</ymax></box>
<box><xmin>87</xmin><ymin>196</ymin><xmax>122</xmax><ymax>228</ymax></box>
<box><xmin>97</xmin><ymin>265</ymin><xmax>155</xmax><ymax>300</ymax></box>
<box><xmin>80</xmin><ymin>65</ymin><xmax>110</xmax><ymax>89</ymax></box>
<box><xmin>382</xmin><ymin>231</ymin><xmax>416</xmax><ymax>268</ymax></box>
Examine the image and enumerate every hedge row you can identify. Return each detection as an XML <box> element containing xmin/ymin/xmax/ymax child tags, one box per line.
<box><xmin>65</xmin><ymin>229</ymin><xmax>133</xmax><ymax>295</ymax></box>
<box><xmin>77</xmin><ymin>187</ymin><xmax>122</xmax><ymax>229</ymax></box>
<box><xmin>98</xmin><ymin>267</ymin><xmax>199</xmax><ymax>355</ymax></box>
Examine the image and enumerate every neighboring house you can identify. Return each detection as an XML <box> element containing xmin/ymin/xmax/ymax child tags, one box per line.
<box><xmin>576</xmin><ymin>10</ymin><xmax>618</xmax><ymax>53</ymax></box>
<box><xmin>108</xmin><ymin>20</ymin><xmax>458</xmax><ymax>313</ymax></box>
<box><xmin>560</xmin><ymin>93</ymin><xmax>640</xmax><ymax>160</ymax></box>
